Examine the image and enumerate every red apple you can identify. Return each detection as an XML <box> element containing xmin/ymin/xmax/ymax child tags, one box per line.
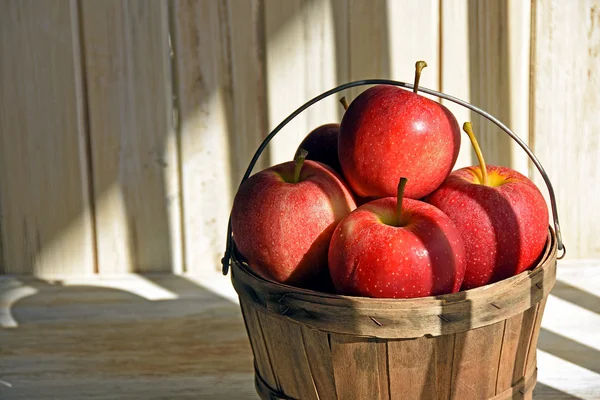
<box><xmin>297</xmin><ymin>123</ymin><xmax>342</xmax><ymax>175</ymax></box>
<box><xmin>426</xmin><ymin>122</ymin><xmax>549</xmax><ymax>290</ymax></box>
<box><xmin>338</xmin><ymin>61</ymin><xmax>461</xmax><ymax>199</ymax></box>
<box><xmin>231</xmin><ymin>150</ymin><xmax>356</xmax><ymax>286</ymax></box>
<box><xmin>328</xmin><ymin>178</ymin><xmax>466</xmax><ymax>298</ymax></box>
<box><xmin>296</xmin><ymin>97</ymin><xmax>350</xmax><ymax>176</ymax></box>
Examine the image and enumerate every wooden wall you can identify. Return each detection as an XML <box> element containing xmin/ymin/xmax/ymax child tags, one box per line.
<box><xmin>0</xmin><ymin>0</ymin><xmax>598</xmax><ymax>277</ymax></box>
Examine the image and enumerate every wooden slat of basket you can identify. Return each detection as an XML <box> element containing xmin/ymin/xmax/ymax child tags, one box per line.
<box><xmin>300</xmin><ymin>327</ymin><xmax>338</xmax><ymax>400</ymax></box>
<box><xmin>525</xmin><ymin>297</ymin><xmax>548</xmax><ymax>378</ymax></box>
<box><xmin>240</xmin><ymin>302</ymin><xmax>278</xmax><ymax>390</ymax></box>
<box><xmin>329</xmin><ymin>335</ymin><xmax>389</xmax><ymax>400</ymax></box>
<box><xmin>387</xmin><ymin>336</ymin><xmax>436</xmax><ymax>399</ymax></box>
<box><xmin>450</xmin><ymin>321</ymin><xmax>505</xmax><ymax>399</ymax></box>
<box><xmin>257</xmin><ymin>313</ymin><xmax>318</xmax><ymax>400</ymax></box>
<box><xmin>495</xmin><ymin>305</ymin><xmax>538</xmax><ymax>394</ymax></box>
<box><xmin>435</xmin><ymin>334</ymin><xmax>456</xmax><ymax>399</ymax></box>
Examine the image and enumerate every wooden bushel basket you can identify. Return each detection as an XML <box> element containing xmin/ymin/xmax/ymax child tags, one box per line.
<box><xmin>232</xmin><ymin>230</ymin><xmax>556</xmax><ymax>400</ymax></box>
<box><xmin>222</xmin><ymin>79</ymin><xmax>565</xmax><ymax>400</ymax></box>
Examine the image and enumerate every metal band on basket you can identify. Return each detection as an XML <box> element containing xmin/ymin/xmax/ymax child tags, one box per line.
<box><xmin>254</xmin><ymin>362</ymin><xmax>296</xmax><ymax>400</ymax></box>
<box><xmin>222</xmin><ymin>79</ymin><xmax>566</xmax><ymax>275</ymax></box>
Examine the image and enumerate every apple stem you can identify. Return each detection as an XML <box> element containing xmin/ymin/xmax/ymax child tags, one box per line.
<box><xmin>413</xmin><ymin>61</ymin><xmax>428</xmax><ymax>93</ymax></box>
<box><xmin>339</xmin><ymin>97</ymin><xmax>349</xmax><ymax>111</ymax></box>
<box><xmin>396</xmin><ymin>177</ymin><xmax>408</xmax><ymax>225</ymax></box>
<box><xmin>463</xmin><ymin>122</ymin><xmax>488</xmax><ymax>186</ymax></box>
<box><xmin>293</xmin><ymin>148</ymin><xmax>308</xmax><ymax>183</ymax></box>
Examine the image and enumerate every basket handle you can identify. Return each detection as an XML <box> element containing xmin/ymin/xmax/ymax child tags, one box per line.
<box><xmin>221</xmin><ymin>79</ymin><xmax>565</xmax><ymax>275</ymax></box>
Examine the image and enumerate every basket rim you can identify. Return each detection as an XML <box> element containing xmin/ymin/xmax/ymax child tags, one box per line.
<box><xmin>232</xmin><ymin>227</ymin><xmax>556</xmax><ymax>305</ymax></box>
<box><xmin>230</xmin><ymin>228</ymin><xmax>557</xmax><ymax>338</ymax></box>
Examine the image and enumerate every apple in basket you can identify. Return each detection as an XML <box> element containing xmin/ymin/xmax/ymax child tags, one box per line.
<box><xmin>231</xmin><ymin>149</ymin><xmax>356</xmax><ymax>286</ymax></box>
<box><xmin>426</xmin><ymin>122</ymin><xmax>549</xmax><ymax>289</ymax></box>
<box><xmin>328</xmin><ymin>177</ymin><xmax>466</xmax><ymax>298</ymax></box>
<box><xmin>338</xmin><ymin>61</ymin><xmax>461</xmax><ymax>199</ymax></box>
<box><xmin>295</xmin><ymin>98</ymin><xmax>350</xmax><ymax>176</ymax></box>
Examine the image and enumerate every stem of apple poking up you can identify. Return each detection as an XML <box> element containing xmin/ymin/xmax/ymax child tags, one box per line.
<box><xmin>339</xmin><ymin>96</ymin><xmax>349</xmax><ymax>111</ymax></box>
<box><xmin>413</xmin><ymin>61</ymin><xmax>428</xmax><ymax>93</ymax></box>
<box><xmin>396</xmin><ymin>177</ymin><xmax>408</xmax><ymax>226</ymax></box>
<box><xmin>463</xmin><ymin>122</ymin><xmax>488</xmax><ymax>185</ymax></box>
<box><xmin>293</xmin><ymin>148</ymin><xmax>308</xmax><ymax>183</ymax></box>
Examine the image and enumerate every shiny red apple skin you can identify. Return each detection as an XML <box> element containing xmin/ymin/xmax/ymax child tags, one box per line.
<box><xmin>328</xmin><ymin>198</ymin><xmax>466</xmax><ymax>298</ymax></box>
<box><xmin>338</xmin><ymin>85</ymin><xmax>461</xmax><ymax>199</ymax></box>
<box><xmin>297</xmin><ymin>123</ymin><xmax>343</xmax><ymax>175</ymax></box>
<box><xmin>231</xmin><ymin>160</ymin><xmax>356</xmax><ymax>286</ymax></box>
<box><xmin>426</xmin><ymin>165</ymin><xmax>549</xmax><ymax>290</ymax></box>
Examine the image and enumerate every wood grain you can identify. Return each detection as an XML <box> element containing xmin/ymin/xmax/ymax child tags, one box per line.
<box><xmin>387</xmin><ymin>336</ymin><xmax>436</xmax><ymax>400</ymax></box>
<box><xmin>265</xmin><ymin>0</ymin><xmax>340</xmax><ymax>166</ymax></box>
<box><xmin>301</xmin><ymin>327</ymin><xmax>338</xmax><ymax>400</ymax></box>
<box><xmin>531</xmin><ymin>0</ymin><xmax>600</xmax><ymax>258</ymax></box>
<box><xmin>467</xmin><ymin>0</ymin><xmax>521</xmax><ymax>170</ymax></box>
<box><xmin>526</xmin><ymin>297</ymin><xmax>547</xmax><ymax>378</ymax></box>
<box><xmin>435</xmin><ymin>334</ymin><xmax>456</xmax><ymax>400</ymax></box>
<box><xmin>169</xmin><ymin>0</ymin><xmax>234</xmax><ymax>273</ymax></box>
<box><xmin>239</xmin><ymin>302</ymin><xmax>278</xmax><ymax>391</ymax></box>
<box><xmin>345</xmin><ymin>0</ymin><xmax>389</xmax><ymax>101</ymax></box>
<box><xmin>225</xmin><ymin>0</ymin><xmax>269</xmax><ymax>182</ymax></box>
<box><xmin>450</xmin><ymin>321</ymin><xmax>505</xmax><ymax>399</ymax></box>
<box><xmin>440</xmin><ymin>0</ymin><xmax>473</xmax><ymax>170</ymax></box>
<box><xmin>257</xmin><ymin>312</ymin><xmax>318</xmax><ymax>399</ymax></box>
<box><xmin>495</xmin><ymin>305</ymin><xmax>538</xmax><ymax>394</ymax></box>
<box><xmin>387</xmin><ymin>0</ymin><xmax>439</xmax><ymax>97</ymax></box>
<box><xmin>80</xmin><ymin>0</ymin><xmax>181</xmax><ymax>274</ymax></box>
<box><xmin>330</xmin><ymin>334</ymin><xmax>388</xmax><ymax>400</ymax></box>
<box><xmin>0</xmin><ymin>0</ymin><xmax>95</xmax><ymax>276</ymax></box>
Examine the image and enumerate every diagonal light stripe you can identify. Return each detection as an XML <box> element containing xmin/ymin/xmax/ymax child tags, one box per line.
<box><xmin>61</xmin><ymin>275</ymin><xmax>178</xmax><ymax>301</ymax></box>
<box><xmin>537</xmin><ymin>349</ymin><xmax>600</xmax><ymax>400</ymax></box>
<box><xmin>542</xmin><ymin>294</ymin><xmax>600</xmax><ymax>352</ymax></box>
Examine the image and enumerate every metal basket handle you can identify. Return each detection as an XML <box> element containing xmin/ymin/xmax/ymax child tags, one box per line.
<box><xmin>221</xmin><ymin>79</ymin><xmax>565</xmax><ymax>275</ymax></box>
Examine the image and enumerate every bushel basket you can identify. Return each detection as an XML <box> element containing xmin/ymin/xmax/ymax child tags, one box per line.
<box><xmin>222</xmin><ymin>79</ymin><xmax>565</xmax><ymax>400</ymax></box>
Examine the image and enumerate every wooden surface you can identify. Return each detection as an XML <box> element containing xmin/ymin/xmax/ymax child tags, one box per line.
<box><xmin>0</xmin><ymin>261</ymin><xmax>598</xmax><ymax>399</ymax></box>
<box><xmin>531</xmin><ymin>0</ymin><xmax>600</xmax><ymax>258</ymax></box>
<box><xmin>0</xmin><ymin>0</ymin><xmax>95</xmax><ymax>276</ymax></box>
<box><xmin>81</xmin><ymin>0</ymin><xmax>182</xmax><ymax>274</ymax></box>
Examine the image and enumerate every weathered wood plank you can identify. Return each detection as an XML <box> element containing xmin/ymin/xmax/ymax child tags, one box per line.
<box><xmin>257</xmin><ymin>313</ymin><xmax>318</xmax><ymax>399</ymax></box>
<box><xmin>387</xmin><ymin>0</ymin><xmax>439</xmax><ymax>96</ymax></box>
<box><xmin>388</xmin><ymin>336</ymin><xmax>436</xmax><ymax>400</ymax></box>
<box><xmin>525</xmin><ymin>297</ymin><xmax>547</xmax><ymax>377</ymax></box>
<box><xmin>531</xmin><ymin>0</ymin><xmax>600</xmax><ymax>258</ymax></box>
<box><xmin>265</xmin><ymin>0</ymin><xmax>340</xmax><ymax>166</ymax></box>
<box><xmin>301</xmin><ymin>327</ymin><xmax>338</xmax><ymax>400</ymax></box>
<box><xmin>345</xmin><ymin>0</ymin><xmax>389</xmax><ymax>102</ymax></box>
<box><xmin>225</xmin><ymin>0</ymin><xmax>269</xmax><ymax>181</ymax></box>
<box><xmin>80</xmin><ymin>0</ymin><xmax>181</xmax><ymax>274</ymax></box>
<box><xmin>0</xmin><ymin>0</ymin><xmax>95</xmax><ymax>276</ymax></box>
<box><xmin>450</xmin><ymin>321</ymin><xmax>505</xmax><ymax>399</ymax></box>
<box><xmin>435</xmin><ymin>334</ymin><xmax>456</xmax><ymax>399</ymax></box>
<box><xmin>169</xmin><ymin>0</ymin><xmax>235</xmax><ymax>273</ymax></box>
<box><xmin>467</xmin><ymin>0</ymin><xmax>509</xmax><ymax>168</ymax></box>
<box><xmin>440</xmin><ymin>0</ymin><xmax>473</xmax><ymax>170</ymax></box>
<box><xmin>239</xmin><ymin>302</ymin><xmax>278</xmax><ymax>392</ymax></box>
<box><xmin>495</xmin><ymin>306</ymin><xmax>538</xmax><ymax>394</ymax></box>
<box><xmin>330</xmin><ymin>334</ymin><xmax>388</xmax><ymax>400</ymax></box>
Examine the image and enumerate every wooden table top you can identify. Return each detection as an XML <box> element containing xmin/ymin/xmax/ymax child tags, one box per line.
<box><xmin>0</xmin><ymin>261</ymin><xmax>598</xmax><ymax>399</ymax></box>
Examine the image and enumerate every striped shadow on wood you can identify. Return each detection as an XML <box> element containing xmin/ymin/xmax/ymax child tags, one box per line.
<box><xmin>234</xmin><ymin>230</ymin><xmax>557</xmax><ymax>400</ymax></box>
